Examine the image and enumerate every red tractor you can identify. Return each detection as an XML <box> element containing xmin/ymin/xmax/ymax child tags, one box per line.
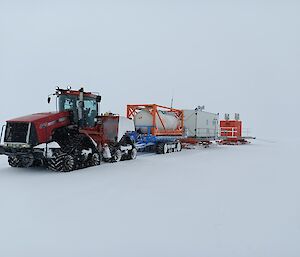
<box><xmin>0</xmin><ymin>87</ymin><xmax>137</xmax><ymax>171</ymax></box>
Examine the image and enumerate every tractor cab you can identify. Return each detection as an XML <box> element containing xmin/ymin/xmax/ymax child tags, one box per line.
<box><xmin>52</xmin><ymin>87</ymin><xmax>101</xmax><ymax>128</ymax></box>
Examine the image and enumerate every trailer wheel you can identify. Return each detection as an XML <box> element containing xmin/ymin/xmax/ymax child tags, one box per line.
<box><xmin>157</xmin><ymin>143</ymin><xmax>168</xmax><ymax>154</ymax></box>
<box><xmin>156</xmin><ymin>143</ymin><xmax>163</xmax><ymax>154</ymax></box>
<box><xmin>176</xmin><ymin>142</ymin><xmax>182</xmax><ymax>152</ymax></box>
<box><xmin>163</xmin><ymin>143</ymin><xmax>168</xmax><ymax>154</ymax></box>
<box><xmin>129</xmin><ymin>148</ymin><xmax>137</xmax><ymax>160</ymax></box>
<box><xmin>90</xmin><ymin>153</ymin><xmax>101</xmax><ymax>166</ymax></box>
<box><xmin>113</xmin><ymin>149</ymin><xmax>122</xmax><ymax>162</ymax></box>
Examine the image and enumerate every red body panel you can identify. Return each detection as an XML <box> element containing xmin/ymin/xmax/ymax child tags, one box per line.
<box><xmin>8</xmin><ymin>112</ymin><xmax>70</xmax><ymax>144</ymax></box>
<box><xmin>79</xmin><ymin>126</ymin><xmax>103</xmax><ymax>147</ymax></box>
<box><xmin>80</xmin><ymin>116</ymin><xmax>120</xmax><ymax>146</ymax></box>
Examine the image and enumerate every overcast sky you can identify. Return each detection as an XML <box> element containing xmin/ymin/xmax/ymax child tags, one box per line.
<box><xmin>0</xmin><ymin>0</ymin><xmax>299</xmax><ymax>139</ymax></box>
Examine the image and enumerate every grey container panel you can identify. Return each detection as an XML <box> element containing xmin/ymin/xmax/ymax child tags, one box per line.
<box><xmin>183</xmin><ymin>110</ymin><xmax>219</xmax><ymax>138</ymax></box>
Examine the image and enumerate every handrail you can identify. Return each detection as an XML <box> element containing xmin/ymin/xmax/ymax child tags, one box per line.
<box><xmin>220</xmin><ymin>127</ymin><xmax>238</xmax><ymax>138</ymax></box>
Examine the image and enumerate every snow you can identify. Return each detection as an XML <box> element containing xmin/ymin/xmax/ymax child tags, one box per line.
<box><xmin>1</xmin><ymin>1</ymin><xmax>299</xmax><ymax>256</ymax></box>
<box><xmin>0</xmin><ymin>139</ymin><xmax>299</xmax><ymax>257</ymax></box>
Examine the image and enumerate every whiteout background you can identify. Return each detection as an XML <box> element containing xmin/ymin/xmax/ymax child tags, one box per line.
<box><xmin>0</xmin><ymin>1</ymin><xmax>299</xmax><ymax>256</ymax></box>
<box><xmin>0</xmin><ymin>0</ymin><xmax>299</xmax><ymax>138</ymax></box>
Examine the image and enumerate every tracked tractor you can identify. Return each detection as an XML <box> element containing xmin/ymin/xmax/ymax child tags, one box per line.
<box><xmin>0</xmin><ymin>87</ymin><xmax>137</xmax><ymax>172</ymax></box>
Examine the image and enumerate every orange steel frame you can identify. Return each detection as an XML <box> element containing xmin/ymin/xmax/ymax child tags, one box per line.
<box><xmin>127</xmin><ymin>104</ymin><xmax>184</xmax><ymax>136</ymax></box>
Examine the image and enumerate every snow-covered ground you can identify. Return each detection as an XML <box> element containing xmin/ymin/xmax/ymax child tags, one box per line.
<box><xmin>0</xmin><ymin>139</ymin><xmax>299</xmax><ymax>257</ymax></box>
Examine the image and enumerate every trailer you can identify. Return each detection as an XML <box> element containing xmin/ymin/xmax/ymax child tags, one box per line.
<box><xmin>183</xmin><ymin>106</ymin><xmax>219</xmax><ymax>138</ymax></box>
<box><xmin>218</xmin><ymin>113</ymin><xmax>256</xmax><ymax>145</ymax></box>
<box><xmin>127</xmin><ymin>104</ymin><xmax>184</xmax><ymax>154</ymax></box>
<box><xmin>179</xmin><ymin>106</ymin><xmax>219</xmax><ymax>148</ymax></box>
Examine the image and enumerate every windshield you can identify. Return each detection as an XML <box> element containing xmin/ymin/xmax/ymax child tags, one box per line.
<box><xmin>58</xmin><ymin>94</ymin><xmax>98</xmax><ymax>127</ymax></box>
<box><xmin>58</xmin><ymin>95</ymin><xmax>77</xmax><ymax>112</ymax></box>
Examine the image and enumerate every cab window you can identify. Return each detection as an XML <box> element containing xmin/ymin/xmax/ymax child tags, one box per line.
<box><xmin>59</xmin><ymin>95</ymin><xmax>77</xmax><ymax>112</ymax></box>
<box><xmin>84</xmin><ymin>98</ymin><xmax>98</xmax><ymax>127</ymax></box>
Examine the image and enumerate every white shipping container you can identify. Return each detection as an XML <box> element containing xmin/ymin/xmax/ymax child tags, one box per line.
<box><xmin>183</xmin><ymin>109</ymin><xmax>219</xmax><ymax>138</ymax></box>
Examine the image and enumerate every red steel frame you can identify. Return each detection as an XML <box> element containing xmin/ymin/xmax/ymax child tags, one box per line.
<box><xmin>127</xmin><ymin>104</ymin><xmax>184</xmax><ymax>136</ymax></box>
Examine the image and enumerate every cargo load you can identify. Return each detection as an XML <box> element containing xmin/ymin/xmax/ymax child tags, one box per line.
<box><xmin>183</xmin><ymin>107</ymin><xmax>219</xmax><ymax>139</ymax></box>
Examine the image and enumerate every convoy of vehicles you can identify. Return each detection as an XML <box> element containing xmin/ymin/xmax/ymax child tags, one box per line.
<box><xmin>0</xmin><ymin>87</ymin><xmax>255</xmax><ymax>172</ymax></box>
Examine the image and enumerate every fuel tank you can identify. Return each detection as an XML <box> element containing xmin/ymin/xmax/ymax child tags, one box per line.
<box><xmin>134</xmin><ymin>109</ymin><xmax>180</xmax><ymax>134</ymax></box>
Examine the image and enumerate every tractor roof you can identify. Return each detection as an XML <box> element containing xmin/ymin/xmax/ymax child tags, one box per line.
<box><xmin>59</xmin><ymin>89</ymin><xmax>98</xmax><ymax>98</ymax></box>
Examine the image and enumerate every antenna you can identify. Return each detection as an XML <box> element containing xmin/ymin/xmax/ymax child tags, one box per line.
<box><xmin>170</xmin><ymin>89</ymin><xmax>174</xmax><ymax>109</ymax></box>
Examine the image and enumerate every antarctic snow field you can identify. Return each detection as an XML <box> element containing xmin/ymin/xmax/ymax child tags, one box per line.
<box><xmin>0</xmin><ymin>140</ymin><xmax>299</xmax><ymax>257</ymax></box>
